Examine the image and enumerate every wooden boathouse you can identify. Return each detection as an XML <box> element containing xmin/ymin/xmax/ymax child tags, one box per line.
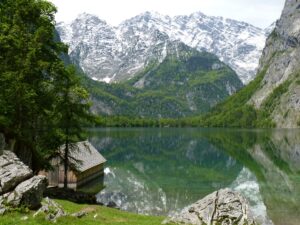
<box><xmin>40</xmin><ymin>141</ymin><xmax>106</xmax><ymax>189</ymax></box>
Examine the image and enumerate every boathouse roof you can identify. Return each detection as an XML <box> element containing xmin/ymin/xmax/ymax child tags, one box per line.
<box><xmin>60</xmin><ymin>141</ymin><xmax>106</xmax><ymax>172</ymax></box>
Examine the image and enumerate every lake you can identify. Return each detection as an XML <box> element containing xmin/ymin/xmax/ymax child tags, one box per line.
<box><xmin>88</xmin><ymin>128</ymin><xmax>300</xmax><ymax>225</ymax></box>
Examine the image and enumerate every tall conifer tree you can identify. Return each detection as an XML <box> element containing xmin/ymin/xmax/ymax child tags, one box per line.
<box><xmin>0</xmin><ymin>0</ymin><xmax>93</xmax><ymax>172</ymax></box>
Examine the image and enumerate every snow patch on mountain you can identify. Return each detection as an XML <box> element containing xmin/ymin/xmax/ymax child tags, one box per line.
<box><xmin>57</xmin><ymin>11</ymin><xmax>269</xmax><ymax>84</ymax></box>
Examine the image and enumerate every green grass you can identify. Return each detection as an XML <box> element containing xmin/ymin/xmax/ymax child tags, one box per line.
<box><xmin>1</xmin><ymin>199</ymin><xmax>167</xmax><ymax>225</ymax></box>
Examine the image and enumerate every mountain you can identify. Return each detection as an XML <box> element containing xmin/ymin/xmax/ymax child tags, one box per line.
<box><xmin>57</xmin><ymin>11</ymin><xmax>268</xmax><ymax>84</ymax></box>
<box><xmin>249</xmin><ymin>0</ymin><xmax>300</xmax><ymax>128</ymax></box>
<box><xmin>86</xmin><ymin>41</ymin><xmax>243</xmax><ymax>118</ymax></box>
<box><xmin>201</xmin><ymin>0</ymin><xmax>300</xmax><ymax>128</ymax></box>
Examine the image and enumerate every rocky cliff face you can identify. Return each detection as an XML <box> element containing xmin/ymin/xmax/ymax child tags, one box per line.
<box><xmin>249</xmin><ymin>0</ymin><xmax>300</xmax><ymax>128</ymax></box>
<box><xmin>57</xmin><ymin>12</ymin><xmax>267</xmax><ymax>84</ymax></box>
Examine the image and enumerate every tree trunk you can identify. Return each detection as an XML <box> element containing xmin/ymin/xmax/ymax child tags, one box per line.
<box><xmin>64</xmin><ymin>138</ymin><xmax>69</xmax><ymax>188</ymax></box>
<box><xmin>63</xmin><ymin>131</ymin><xmax>69</xmax><ymax>189</ymax></box>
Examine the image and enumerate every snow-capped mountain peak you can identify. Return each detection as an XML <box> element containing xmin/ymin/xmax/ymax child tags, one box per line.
<box><xmin>57</xmin><ymin>11</ymin><xmax>269</xmax><ymax>84</ymax></box>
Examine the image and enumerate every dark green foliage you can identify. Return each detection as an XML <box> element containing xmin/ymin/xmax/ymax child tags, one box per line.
<box><xmin>255</xmin><ymin>79</ymin><xmax>291</xmax><ymax>127</ymax></box>
<box><xmin>95</xmin><ymin>116</ymin><xmax>186</xmax><ymax>128</ymax></box>
<box><xmin>0</xmin><ymin>0</ymin><xmax>93</xmax><ymax>171</ymax></box>
<box><xmin>131</xmin><ymin>52</ymin><xmax>232</xmax><ymax>90</ymax></box>
<box><xmin>260</xmin><ymin>79</ymin><xmax>291</xmax><ymax>115</ymax></box>
<box><xmin>0</xmin><ymin>0</ymin><xmax>67</xmax><ymax>168</ymax></box>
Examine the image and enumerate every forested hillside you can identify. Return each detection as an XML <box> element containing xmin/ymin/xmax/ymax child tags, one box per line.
<box><xmin>86</xmin><ymin>42</ymin><xmax>243</xmax><ymax>118</ymax></box>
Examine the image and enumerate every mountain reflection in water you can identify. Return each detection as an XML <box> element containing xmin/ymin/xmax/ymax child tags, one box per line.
<box><xmin>88</xmin><ymin>128</ymin><xmax>300</xmax><ymax>225</ymax></box>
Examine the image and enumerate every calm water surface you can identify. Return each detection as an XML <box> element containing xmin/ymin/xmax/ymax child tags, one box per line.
<box><xmin>88</xmin><ymin>128</ymin><xmax>300</xmax><ymax>225</ymax></box>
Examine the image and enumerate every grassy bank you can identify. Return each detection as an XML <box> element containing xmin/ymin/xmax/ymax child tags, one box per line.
<box><xmin>1</xmin><ymin>199</ymin><xmax>167</xmax><ymax>225</ymax></box>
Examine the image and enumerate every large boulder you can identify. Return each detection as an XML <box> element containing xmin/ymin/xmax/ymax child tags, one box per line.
<box><xmin>0</xmin><ymin>151</ymin><xmax>32</xmax><ymax>194</ymax></box>
<box><xmin>163</xmin><ymin>188</ymin><xmax>256</xmax><ymax>225</ymax></box>
<box><xmin>0</xmin><ymin>151</ymin><xmax>47</xmax><ymax>211</ymax></box>
<box><xmin>4</xmin><ymin>175</ymin><xmax>47</xmax><ymax>209</ymax></box>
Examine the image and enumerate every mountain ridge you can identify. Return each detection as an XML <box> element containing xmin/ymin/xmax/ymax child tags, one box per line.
<box><xmin>57</xmin><ymin>11</ymin><xmax>269</xmax><ymax>84</ymax></box>
<box><xmin>86</xmin><ymin>41</ymin><xmax>243</xmax><ymax>118</ymax></box>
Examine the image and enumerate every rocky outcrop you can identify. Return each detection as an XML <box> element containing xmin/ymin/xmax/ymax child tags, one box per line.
<box><xmin>0</xmin><ymin>151</ymin><xmax>32</xmax><ymax>194</ymax></box>
<box><xmin>34</xmin><ymin>197</ymin><xmax>89</xmax><ymax>222</ymax></box>
<box><xmin>0</xmin><ymin>151</ymin><xmax>47</xmax><ymax>212</ymax></box>
<box><xmin>34</xmin><ymin>198</ymin><xmax>67</xmax><ymax>222</ymax></box>
<box><xmin>163</xmin><ymin>188</ymin><xmax>256</xmax><ymax>225</ymax></box>
<box><xmin>249</xmin><ymin>0</ymin><xmax>300</xmax><ymax>128</ymax></box>
<box><xmin>4</xmin><ymin>175</ymin><xmax>47</xmax><ymax>209</ymax></box>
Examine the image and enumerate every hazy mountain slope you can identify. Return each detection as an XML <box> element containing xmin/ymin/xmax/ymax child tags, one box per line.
<box><xmin>57</xmin><ymin>11</ymin><xmax>267</xmax><ymax>84</ymax></box>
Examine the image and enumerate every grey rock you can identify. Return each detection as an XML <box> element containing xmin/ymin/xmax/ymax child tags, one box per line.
<box><xmin>71</xmin><ymin>211</ymin><xmax>88</xmax><ymax>218</ymax></box>
<box><xmin>163</xmin><ymin>188</ymin><xmax>256</xmax><ymax>225</ymax></box>
<box><xmin>97</xmin><ymin>191</ymin><xmax>126</xmax><ymax>209</ymax></box>
<box><xmin>34</xmin><ymin>197</ymin><xmax>67</xmax><ymax>222</ymax></box>
<box><xmin>0</xmin><ymin>208</ymin><xmax>6</xmax><ymax>215</ymax></box>
<box><xmin>0</xmin><ymin>196</ymin><xmax>6</xmax><ymax>215</ymax></box>
<box><xmin>249</xmin><ymin>0</ymin><xmax>300</xmax><ymax>128</ymax></box>
<box><xmin>0</xmin><ymin>151</ymin><xmax>33</xmax><ymax>195</ymax></box>
<box><xmin>212</xmin><ymin>63</ymin><xmax>224</xmax><ymax>70</ymax></box>
<box><xmin>0</xmin><ymin>152</ymin><xmax>46</xmax><ymax>211</ymax></box>
<box><xmin>107</xmin><ymin>201</ymin><xmax>118</xmax><ymax>208</ymax></box>
<box><xmin>6</xmin><ymin>175</ymin><xmax>47</xmax><ymax>209</ymax></box>
<box><xmin>286</xmin><ymin>36</ymin><xmax>298</xmax><ymax>48</ymax></box>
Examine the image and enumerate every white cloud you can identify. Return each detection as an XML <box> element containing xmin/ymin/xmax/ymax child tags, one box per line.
<box><xmin>49</xmin><ymin>0</ymin><xmax>285</xmax><ymax>28</ymax></box>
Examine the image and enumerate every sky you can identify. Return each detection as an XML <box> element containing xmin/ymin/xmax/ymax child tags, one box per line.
<box><xmin>49</xmin><ymin>0</ymin><xmax>285</xmax><ymax>28</ymax></box>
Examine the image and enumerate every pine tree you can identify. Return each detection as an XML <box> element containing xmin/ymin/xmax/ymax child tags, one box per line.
<box><xmin>54</xmin><ymin>66</ymin><xmax>93</xmax><ymax>188</ymax></box>
<box><xmin>0</xmin><ymin>0</ymin><xmax>93</xmax><ymax>172</ymax></box>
